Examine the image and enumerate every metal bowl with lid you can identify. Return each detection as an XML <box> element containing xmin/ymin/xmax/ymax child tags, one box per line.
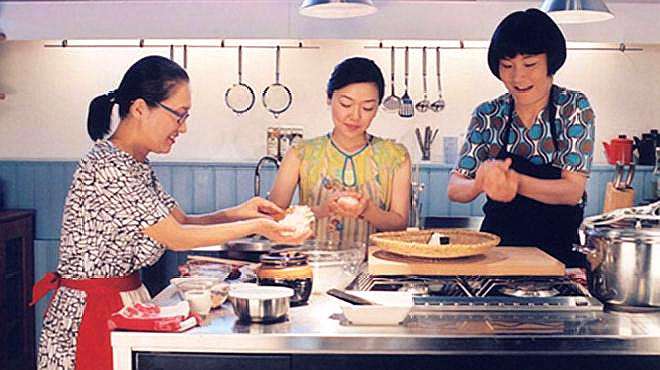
<box><xmin>575</xmin><ymin>201</ymin><xmax>660</xmax><ymax>311</ymax></box>
<box><xmin>229</xmin><ymin>285</ymin><xmax>294</xmax><ymax>323</ymax></box>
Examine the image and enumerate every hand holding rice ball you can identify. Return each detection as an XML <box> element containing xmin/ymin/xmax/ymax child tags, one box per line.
<box><xmin>276</xmin><ymin>205</ymin><xmax>315</xmax><ymax>237</ymax></box>
<box><xmin>330</xmin><ymin>192</ymin><xmax>369</xmax><ymax>219</ymax></box>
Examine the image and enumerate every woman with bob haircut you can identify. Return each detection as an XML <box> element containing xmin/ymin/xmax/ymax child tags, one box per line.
<box><xmin>269</xmin><ymin>57</ymin><xmax>411</xmax><ymax>244</ymax></box>
<box><xmin>447</xmin><ymin>9</ymin><xmax>595</xmax><ymax>267</ymax></box>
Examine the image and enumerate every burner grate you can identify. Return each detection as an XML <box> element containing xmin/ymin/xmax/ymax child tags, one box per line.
<box><xmin>347</xmin><ymin>273</ymin><xmax>602</xmax><ymax>311</ymax></box>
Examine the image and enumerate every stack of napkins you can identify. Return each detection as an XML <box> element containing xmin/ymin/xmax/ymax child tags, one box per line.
<box><xmin>108</xmin><ymin>301</ymin><xmax>200</xmax><ymax>332</ymax></box>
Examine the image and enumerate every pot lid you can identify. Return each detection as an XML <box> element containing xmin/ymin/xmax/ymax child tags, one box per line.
<box><xmin>225</xmin><ymin>235</ymin><xmax>272</xmax><ymax>252</ymax></box>
<box><xmin>259</xmin><ymin>250</ymin><xmax>308</xmax><ymax>267</ymax></box>
<box><xmin>581</xmin><ymin>201</ymin><xmax>660</xmax><ymax>239</ymax></box>
<box><xmin>610</xmin><ymin>134</ymin><xmax>633</xmax><ymax>144</ymax></box>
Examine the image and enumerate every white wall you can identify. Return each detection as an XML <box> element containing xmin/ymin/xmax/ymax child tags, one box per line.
<box><xmin>1</xmin><ymin>39</ymin><xmax>658</xmax><ymax>163</ymax></box>
<box><xmin>3</xmin><ymin>1</ymin><xmax>660</xmax><ymax>43</ymax></box>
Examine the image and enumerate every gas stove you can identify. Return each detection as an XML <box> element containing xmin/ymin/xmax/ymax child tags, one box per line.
<box><xmin>346</xmin><ymin>273</ymin><xmax>603</xmax><ymax>312</ymax></box>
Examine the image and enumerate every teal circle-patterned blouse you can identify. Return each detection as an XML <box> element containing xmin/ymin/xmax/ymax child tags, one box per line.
<box><xmin>454</xmin><ymin>86</ymin><xmax>595</xmax><ymax>179</ymax></box>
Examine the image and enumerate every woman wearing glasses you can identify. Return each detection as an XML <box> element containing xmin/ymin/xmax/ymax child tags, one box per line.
<box><xmin>33</xmin><ymin>55</ymin><xmax>309</xmax><ymax>370</ymax></box>
<box><xmin>269</xmin><ymin>57</ymin><xmax>411</xmax><ymax>244</ymax></box>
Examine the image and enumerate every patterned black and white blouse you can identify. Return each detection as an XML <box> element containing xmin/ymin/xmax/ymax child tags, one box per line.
<box><xmin>38</xmin><ymin>139</ymin><xmax>177</xmax><ymax>370</ymax></box>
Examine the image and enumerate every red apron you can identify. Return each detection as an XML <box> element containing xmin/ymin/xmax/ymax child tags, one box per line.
<box><xmin>31</xmin><ymin>271</ymin><xmax>142</xmax><ymax>370</ymax></box>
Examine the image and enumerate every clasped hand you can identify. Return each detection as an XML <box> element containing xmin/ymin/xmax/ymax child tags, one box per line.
<box><xmin>476</xmin><ymin>158</ymin><xmax>519</xmax><ymax>202</ymax></box>
<box><xmin>320</xmin><ymin>191</ymin><xmax>369</xmax><ymax>219</ymax></box>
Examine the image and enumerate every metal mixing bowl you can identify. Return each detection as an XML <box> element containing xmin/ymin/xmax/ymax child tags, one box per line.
<box><xmin>229</xmin><ymin>286</ymin><xmax>294</xmax><ymax>323</ymax></box>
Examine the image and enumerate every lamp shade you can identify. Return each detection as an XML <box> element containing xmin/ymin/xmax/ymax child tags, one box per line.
<box><xmin>299</xmin><ymin>0</ymin><xmax>377</xmax><ymax>19</ymax></box>
<box><xmin>540</xmin><ymin>0</ymin><xmax>614</xmax><ymax>23</ymax></box>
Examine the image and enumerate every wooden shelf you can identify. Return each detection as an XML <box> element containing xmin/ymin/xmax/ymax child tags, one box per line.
<box><xmin>0</xmin><ymin>210</ymin><xmax>36</xmax><ymax>370</ymax></box>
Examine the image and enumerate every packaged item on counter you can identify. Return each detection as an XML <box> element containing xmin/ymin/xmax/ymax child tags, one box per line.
<box><xmin>108</xmin><ymin>301</ymin><xmax>201</xmax><ymax>332</ymax></box>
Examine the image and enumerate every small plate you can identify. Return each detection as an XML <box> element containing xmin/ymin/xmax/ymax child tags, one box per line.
<box><xmin>333</xmin><ymin>291</ymin><xmax>413</xmax><ymax>326</ymax></box>
<box><xmin>341</xmin><ymin>305</ymin><xmax>411</xmax><ymax>326</ymax></box>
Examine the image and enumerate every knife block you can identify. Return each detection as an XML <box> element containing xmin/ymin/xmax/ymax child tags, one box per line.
<box><xmin>603</xmin><ymin>182</ymin><xmax>635</xmax><ymax>213</ymax></box>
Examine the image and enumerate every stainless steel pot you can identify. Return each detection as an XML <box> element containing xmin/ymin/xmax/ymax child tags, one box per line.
<box><xmin>575</xmin><ymin>202</ymin><xmax>660</xmax><ymax>311</ymax></box>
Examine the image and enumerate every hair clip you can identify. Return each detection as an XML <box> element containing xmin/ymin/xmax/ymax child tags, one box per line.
<box><xmin>106</xmin><ymin>90</ymin><xmax>117</xmax><ymax>103</ymax></box>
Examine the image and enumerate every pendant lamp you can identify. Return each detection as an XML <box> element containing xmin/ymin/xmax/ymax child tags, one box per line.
<box><xmin>540</xmin><ymin>0</ymin><xmax>614</xmax><ymax>23</ymax></box>
<box><xmin>299</xmin><ymin>0</ymin><xmax>377</xmax><ymax>19</ymax></box>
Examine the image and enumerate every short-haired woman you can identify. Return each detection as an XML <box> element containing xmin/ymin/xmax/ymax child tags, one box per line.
<box><xmin>269</xmin><ymin>57</ymin><xmax>411</xmax><ymax>244</ymax></box>
<box><xmin>447</xmin><ymin>9</ymin><xmax>596</xmax><ymax>267</ymax></box>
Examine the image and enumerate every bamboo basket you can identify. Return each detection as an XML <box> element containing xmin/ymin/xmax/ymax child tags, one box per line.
<box><xmin>369</xmin><ymin>228</ymin><xmax>500</xmax><ymax>259</ymax></box>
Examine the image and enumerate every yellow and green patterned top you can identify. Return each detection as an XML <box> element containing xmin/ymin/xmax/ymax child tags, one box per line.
<box><xmin>291</xmin><ymin>134</ymin><xmax>409</xmax><ymax>244</ymax></box>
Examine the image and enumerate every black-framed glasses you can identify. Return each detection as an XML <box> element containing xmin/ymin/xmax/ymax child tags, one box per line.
<box><xmin>154</xmin><ymin>101</ymin><xmax>190</xmax><ymax>125</ymax></box>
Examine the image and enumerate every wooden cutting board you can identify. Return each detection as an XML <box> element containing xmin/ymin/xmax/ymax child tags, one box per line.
<box><xmin>367</xmin><ymin>246</ymin><xmax>565</xmax><ymax>276</ymax></box>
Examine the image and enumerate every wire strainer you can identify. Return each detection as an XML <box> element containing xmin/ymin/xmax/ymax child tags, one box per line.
<box><xmin>225</xmin><ymin>46</ymin><xmax>255</xmax><ymax>115</ymax></box>
<box><xmin>262</xmin><ymin>46</ymin><xmax>292</xmax><ymax>119</ymax></box>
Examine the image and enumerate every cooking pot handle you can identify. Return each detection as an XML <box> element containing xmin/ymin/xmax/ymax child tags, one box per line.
<box><xmin>572</xmin><ymin>243</ymin><xmax>596</xmax><ymax>255</ymax></box>
<box><xmin>646</xmin><ymin>200</ymin><xmax>660</xmax><ymax>215</ymax></box>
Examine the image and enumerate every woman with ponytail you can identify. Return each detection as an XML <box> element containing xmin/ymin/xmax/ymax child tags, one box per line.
<box><xmin>33</xmin><ymin>55</ymin><xmax>310</xmax><ymax>370</ymax></box>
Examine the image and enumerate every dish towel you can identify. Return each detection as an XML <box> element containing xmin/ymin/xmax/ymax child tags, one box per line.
<box><xmin>108</xmin><ymin>301</ymin><xmax>201</xmax><ymax>332</ymax></box>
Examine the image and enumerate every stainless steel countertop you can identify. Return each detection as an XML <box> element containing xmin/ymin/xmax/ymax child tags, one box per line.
<box><xmin>111</xmin><ymin>285</ymin><xmax>660</xmax><ymax>359</ymax></box>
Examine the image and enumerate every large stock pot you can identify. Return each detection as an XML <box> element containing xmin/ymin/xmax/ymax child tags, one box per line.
<box><xmin>574</xmin><ymin>202</ymin><xmax>660</xmax><ymax>312</ymax></box>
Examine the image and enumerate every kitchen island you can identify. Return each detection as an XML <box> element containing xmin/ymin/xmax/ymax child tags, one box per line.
<box><xmin>111</xmin><ymin>285</ymin><xmax>660</xmax><ymax>370</ymax></box>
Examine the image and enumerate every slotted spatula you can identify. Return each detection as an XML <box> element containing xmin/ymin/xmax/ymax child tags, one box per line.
<box><xmin>399</xmin><ymin>46</ymin><xmax>414</xmax><ymax>118</ymax></box>
<box><xmin>382</xmin><ymin>46</ymin><xmax>401</xmax><ymax>112</ymax></box>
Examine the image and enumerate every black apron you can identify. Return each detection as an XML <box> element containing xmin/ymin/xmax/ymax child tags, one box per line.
<box><xmin>480</xmin><ymin>85</ymin><xmax>585</xmax><ymax>268</ymax></box>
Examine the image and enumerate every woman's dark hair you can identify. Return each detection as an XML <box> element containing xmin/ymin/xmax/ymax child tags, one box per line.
<box><xmin>326</xmin><ymin>57</ymin><xmax>385</xmax><ymax>104</ymax></box>
<box><xmin>487</xmin><ymin>8</ymin><xmax>566</xmax><ymax>79</ymax></box>
<box><xmin>87</xmin><ymin>55</ymin><xmax>189</xmax><ymax>141</ymax></box>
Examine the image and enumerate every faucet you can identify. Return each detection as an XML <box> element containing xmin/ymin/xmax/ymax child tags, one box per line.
<box><xmin>254</xmin><ymin>155</ymin><xmax>281</xmax><ymax>197</ymax></box>
<box><xmin>410</xmin><ymin>163</ymin><xmax>425</xmax><ymax>228</ymax></box>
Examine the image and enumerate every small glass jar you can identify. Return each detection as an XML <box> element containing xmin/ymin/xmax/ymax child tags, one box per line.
<box><xmin>257</xmin><ymin>251</ymin><xmax>313</xmax><ymax>306</ymax></box>
<box><xmin>266</xmin><ymin>127</ymin><xmax>280</xmax><ymax>158</ymax></box>
<box><xmin>279</xmin><ymin>127</ymin><xmax>292</xmax><ymax>157</ymax></box>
